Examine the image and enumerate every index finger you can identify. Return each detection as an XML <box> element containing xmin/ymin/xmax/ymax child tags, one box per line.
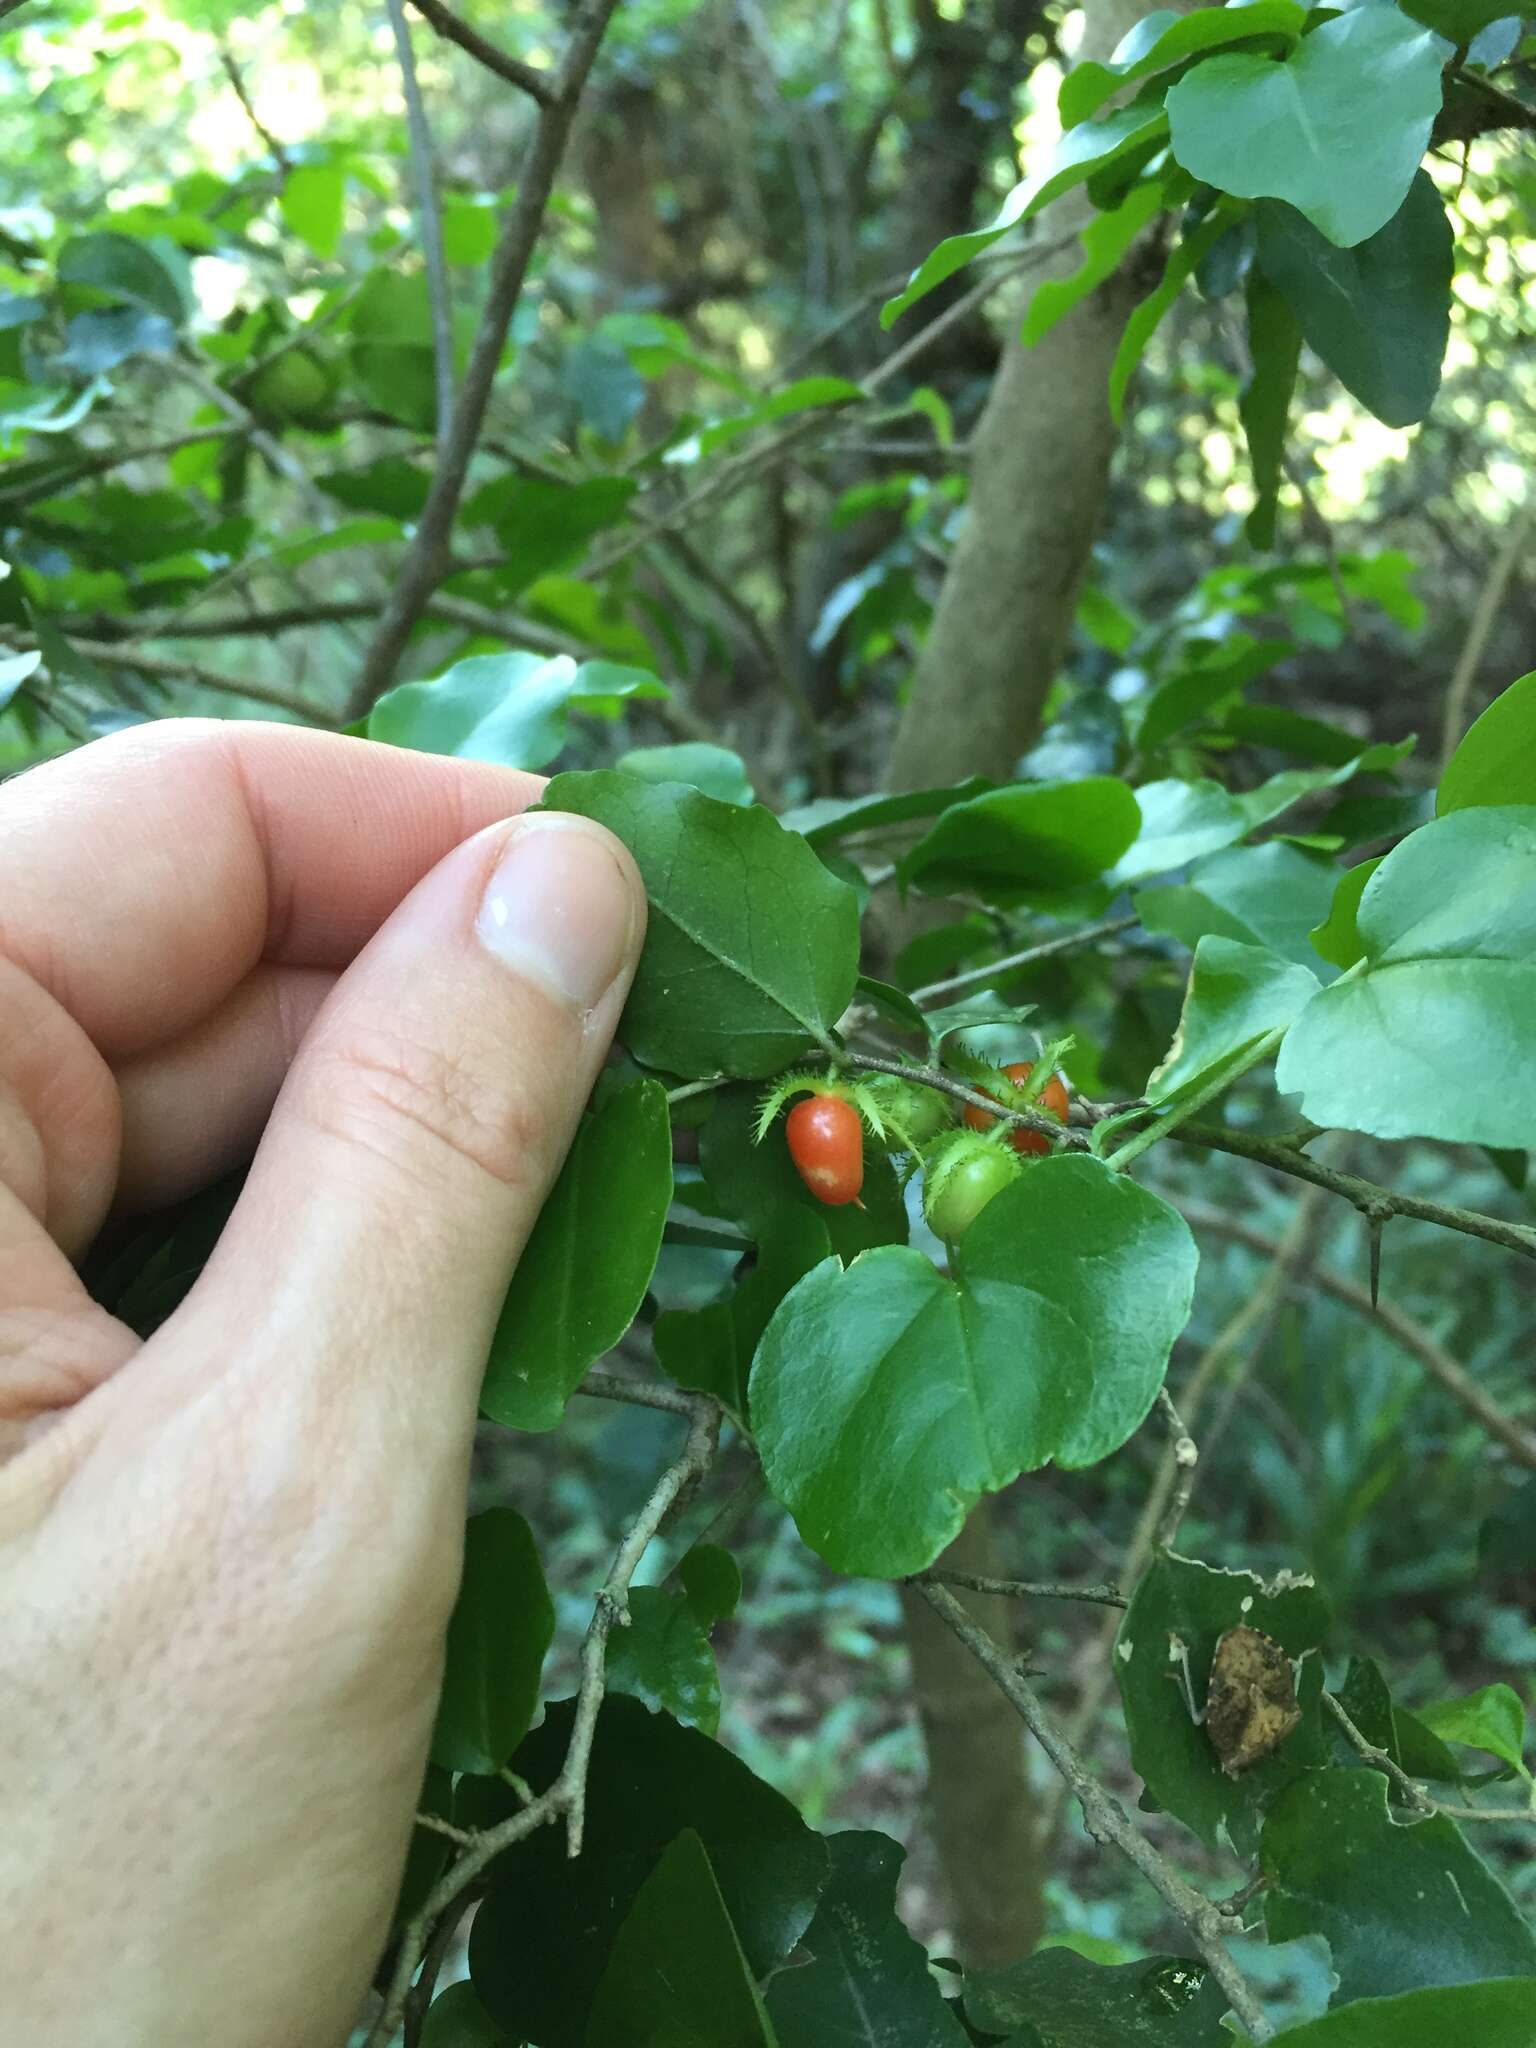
<box><xmin>0</xmin><ymin>719</ymin><xmax>544</xmax><ymax>1061</ymax></box>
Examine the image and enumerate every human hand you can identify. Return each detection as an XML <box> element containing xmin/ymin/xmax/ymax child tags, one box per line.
<box><xmin>0</xmin><ymin>720</ymin><xmax>645</xmax><ymax>2046</ymax></box>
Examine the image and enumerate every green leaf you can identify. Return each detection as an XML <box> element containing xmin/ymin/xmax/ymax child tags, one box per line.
<box><xmin>1269</xmin><ymin>1981</ymin><xmax>1536</xmax><ymax>2048</ymax></box>
<box><xmin>880</xmin><ymin>102</ymin><xmax>1171</xmax><ymax>327</ymax></box>
<box><xmin>669</xmin><ymin>376</ymin><xmax>864</xmax><ymax>461</ymax></box>
<box><xmin>1416</xmin><ymin>1683</ymin><xmax>1529</xmax><ymax>1778</ymax></box>
<box><xmin>963</xmin><ymin>1947</ymin><xmax>1232</xmax><ymax>2045</ymax></box>
<box><xmin>1137</xmin><ymin>840</ymin><xmax>1338</xmax><ymax>967</ymax></box>
<box><xmin>765</xmin><ymin>1832</ymin><xmax>968</xmax><ymax>2047</ymax></box>
<box><xmin>1110</xmin><ymin>203</ymin><xmax>1243</xmax><ymax>421</ymax></box>
<box><xmin>1399</xmin><ymin>0</ymin><xmax>1519</xmax><ymax>40</ymax></box>
<box><xmin>697</xmin><ymin>1086</ymin><xmax>908</xmax><ymax>1262</ymax></box>
<box><xmin>280</xmin><ymin>162</ymin><xmax>345</xmax><ymax>259</ymax></box>
<box><xmin>1111</xmin><ymin>761</ymin><xmax>1383</xmax><ymax>883</ymax></box>
<box><xmin>1022</xmin><ymin>179</ymin><xmax>1167</xmax><ymax>346</ymax></box>
<box><xmin>585</xmin><ymin>1829</ymin><xmax>780</xmax><ymax>2048</ymax></box>
<box><xmin>679</xmin><ymin>1542</ymin><xmax>742</xmax><ymax>1622</ymax></box>
<box><xmin>466</xmin><ymin>1695</ymin><xmax>827</xmax><ymax>2048</ymax></box>
<box><xmin>1240</xmin><ymin>267</ymin><xmax>1302</xmax><ymax>546</ymax></box>
<box><xmin>1224</xmin><ymin>706</ymin><xmax>1413</xmax><ymax>773</ymax></box>
<box><xmin>432</xmin><ymin>1509</ymin><xmax>553</xmax><ymax>1775</ymax></box>
<box><xmin>0</xmin><ymin>648</ymin><xmax>40</xmax><ymax>714</ymax></box>
<box><xmin>898</xmin><ymin>777</ymin><xmax>1141</xmax><ymax>903</ymax></box>
<box><xmin>316</xmin><ymin>454</ymin><xmax>431</xmax><ymax>519</ymax></box>
<box><xmin>1060</xmin><ymin>0</ymin><xmax>1308</xmax><ymax>129</ymax></box>
<box><xmin>58</xmin><ymin>232</ymin><xmax>186</xmax><ymax>322</ymax></box>
<box><xmin>1255</xmin><ymin>173</ymin><xmax>1453</xmax><ymax>428</ymax></box>
<box><xmin>541</xmin><ymin>774</ymin><xmax>861</xmax><ymax>1080</ymax></box>
<box><xmin>480</xmin><ymin>1082</ymin><xmax>672</xmax><ymax>1431</ymax></box>
<box><xmin>368</xmin><ymin>651</ymin><xmax>666</xmax><ymax>770</ymax></box>
<box><xmin>1136</xmin><ymin>635</ymin><xmax>1294</xmax><ymax>754</ymax></box>
<box><xmin>1275</xmin><ymin>807</ymin><xmax>1536</xmax><ymax>1146</ymax></box>
<box><xmin>1147</xmin><ymin>937</ymin><xmax>1319</xmax><ymax>1103</ymax></box>
<box><xmin>443</xmin><ymin>196</ymin><xmax>498</xmax><ymax>266</ymax></box>
<box><xmin>1165</xmin><ymin>9</ymin><xmax>1449</xmax><ymax>249</ymax></box>
<box><xmin>1438</xmin><ymin>669</ymin><xmax>1536</xmax><ymax>814</ymax></box>
<box><xmin>655</xmin><ymin>1207</ymin><xmax>831</xmax><ymax>1420</ymax></box>
<box><xmin>1480</xmin><ymin>1480</ymin><xmax>1536</xmax><ymax>1574</ymax></box>
<box><xmin>1263</xmin><ymin>1768</ymin><xmax>1536</xmax><ymax>1998</ymax></box>
<box><xmin>615</xmin><ymin>742</ymin><xmax>755</xmax><ymax>806</ymax></box>
<box><xmin>1308</xmin><ymin>858</ymin><xmax>1380</xmax><ymax>972</ymax></box>
<box><xmin>783</xmin><ymin>778</ymin><xmax>996</xmax><ymax>848</ymax></box>
<box><xmin>1116</xmin><ymin>1553</ymin><xmax>1330</xmax><ymax>1852</ymax></box>
<box><xmin>421</xmin><ymin>1981</ymin><xmax>508</xmax><ymax>2047</ymax></box>
<box><xmin>605</xmin><ymin>1586</ymin><xmax>722</xmax><ymax>1734</ymax></box>
<box><xmin>460</xmin><ymin>475</ymin><xmax>636</xmax><ymax>596</ymax></box>
<box><xmin>752</xmin><ymin>1157</ymin><xmax>1197</xmax><ymax>1576</ymax></box>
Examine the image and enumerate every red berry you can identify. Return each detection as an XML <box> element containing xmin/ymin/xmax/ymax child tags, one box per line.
<box><xmin>786</xmin><ymin>1094</ymin><xmax>864</xmax><ymax>1206</ymax></box>
<box><xmin>963</xmin><ymin>1060</ymin><xmax>1069</xmax><ymax>1156</ymax></box>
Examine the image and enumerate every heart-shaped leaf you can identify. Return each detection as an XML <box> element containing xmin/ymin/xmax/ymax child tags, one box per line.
<box><xmin>1275</xmin><ymin>806</ymin><xmax>1536</xmax><ymax>1146</ymax></box>
<box><xmin>752</xmin><ymin>1157</ymin><xmax>1197</xmax><ymax>1577</ymax></box>
<box><xmin>1166</xmin><ymin>9</ymin><xmax>1449</xmax><ymax>249</ymax></box>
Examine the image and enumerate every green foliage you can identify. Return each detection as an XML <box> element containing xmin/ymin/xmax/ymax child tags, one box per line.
<box><xmin>1262</xmin><ymin>1769</ymin><xmax>1536</xmax><ymax>1998</ymax></box>
<box><xmin>1438</xmin><ymin>670</ymin><xmax>1536</xmax><ymax>813</ymax></box>
<box><xmin>1164</xmin><ymin>9</ymin><xmax>1448</xmax><ymax>250</ymax></box>
<box><xmin>1116</xmin><ymin>1554</ymin><xmax>1330</xmax><ymax>1853</ymax></box>
<box><xmin>1254</xmin><ymin>174</ymin><xmax>1454</xmax><ymax>428</ymax></box>
<box><xmin>432</xmin><ymin>1509</ymin><xmax>554</xmax><ymax>1776</ymax></box>
<box><xmin>541</xmin><ymin>773</ymin><xmax>862</xmax><ymax>1079</ymax></box>
<box><xmin>765</xmin><ymin>1832</ymin><xmax>968</xmax><ymax>2046</ymax></box>
<box><xmin>23</xmin><ymin>7</ymin><xmax>1536</xmax><ymax>2035</ymax></box>
<box><xmin>465</xmin><ymin>1696</ymin><xmax>827</xmax><ymax>2047</ymax></box>
<box><xmin>962</xmin><ymin>1947</ymin><xmax>1232</xmax><ymax>2044</ymax></box>
<box><xmin>481</xmin><ymin>1081</ymin><xmax>672</xmax><ymax>1430</ymax></box>
<box><xmin>368</xmin><ymin>652</ymin><xmax>667</xmax><ymax>770</ymax></box>
<box><xmin>585</xmin><ymin>1829</ymin><xmax>780</xmax><ymax>2047</ymax></box>
<box><xmin>1275</xmin><ymin>807</ymin><xmax>1536</xmax><ymax>1147</ymax></box>
<box><xmin>752</xmin><ymin>1158</ymin><xmax>1197</xmax><ymax>1575</ymax></box>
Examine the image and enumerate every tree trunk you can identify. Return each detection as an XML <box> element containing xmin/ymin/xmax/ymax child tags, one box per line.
<box><xmin>886</xmin><ymin>0</ymin><xmax>1199</xmax><ymax>1961</ymax></box>
<box><xmin>885</xmin><ymin>0</ymin><xmax>1171</xmax><ymax>791</ymax></box>
<box><xmin>900</xmin><ymin>1505</ymin><xmax>1045</xmax><ymax>1964</ymax></box>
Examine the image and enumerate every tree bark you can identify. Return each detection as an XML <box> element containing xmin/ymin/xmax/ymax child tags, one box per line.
<box><xmin>885</xmin><ymin>0</ymin><xmax>1199</xmax><ymax>1962</ymax></box>
<box><xmin>900</xmin><ymin>1505</ymin><xmax>1046</xmax><ymax>1964</ymax></box>
<box><xmin>885</xmin><ymin>0</ymin><xmax>1172</xmax><ymax>791</ymax></box>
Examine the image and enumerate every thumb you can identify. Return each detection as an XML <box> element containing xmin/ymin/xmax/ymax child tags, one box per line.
<box><xmin>163</xmin><ymin>809</ymin><xmax>646</xmax><ymax>1478</ymax></box>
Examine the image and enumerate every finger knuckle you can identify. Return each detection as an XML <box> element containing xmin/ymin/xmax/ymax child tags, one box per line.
<box><xmin>303</xmin><ymin>1020</ymin><xmax>549</xmax><ymax>1199</ymax></box>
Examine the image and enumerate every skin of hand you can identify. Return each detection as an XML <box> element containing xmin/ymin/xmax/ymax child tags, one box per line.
<box><xmin>0</xmin><ymin>719</ymin><xmax>646</xmax><ymax>2046</ymax></box>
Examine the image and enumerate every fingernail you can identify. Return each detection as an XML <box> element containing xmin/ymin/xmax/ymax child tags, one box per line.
<box><xmin>475</xmin><ymin>814</ymin><xmax>640</xmax><ymax>1014</ymax></box>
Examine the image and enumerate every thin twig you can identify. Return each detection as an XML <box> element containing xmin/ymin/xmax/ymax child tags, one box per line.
<box><xmin>1179</xmin><ymin>1202</ymin><xmax>1536</xmax><ymax>1472</ymax></box>
<box><xmin>1154</xmin><ymin>1388</ymin><xmax>1199</xmax><ymax>1552</ymax></box>
<box><xmin>66</xmin><ymin>642</ymin><xmax>337</xmax><ymax>723</ymax></box>
<box><xmin>219</xmin><ymin>44</ymin><xmax>291</xmax><ymax>171</ymax></box>
<box><xmin>916</xmin><ymin>1569</ymin><xmax>1127</xmax><ymax>1609</ymax></box>
<box><xmin>346</xmin><ymin>0</ymin><xmax>623</xmax><ymax>718</ymax></box>
<box><xmin>842</xmin><ymin>1049</ymin><xmax>1080</xmax><ymax>1149</ymax></box>
<box><xmin>1322</xmin><ymin>1691</ymin><xmax>1535</xmax><ymax>1824</ymax></box>
<box><xmin>408</xmin><ymin>0</ymin><xmax>556</xmax><ymax>105</ymax></box>
<box><xmin>401</xmin><ymin>1908</ymin><xmax>460</xmax><ymax>2048</ymax></box>
<box><xmin>1173</xmin><ymin>1123</ymin><xmax>1536</xmax><ymax>1268</ymax></box>
<box><xmin>918</xmin><ymin>1581</ymin><xmax>1274</xmax><ymax>2042</ymax></box>
<box><xmin>365</xmin><ymin>1389</ymin><xmax>720</xmax><ymax>2044</ymax></box>
<box><xmin>0</xmin><ymin>424</ymin><xmax>239</xmax><ymax>512</ymax></box>
<box><xmin>578</xmin><ymin>237</ymin><xmax>1080</xmax><ymax>586</ymax></box>
<box><xmin>387</xmin><ymin>0</ymin><xmax>456</xmax><ymax>452</ymax></box>
<box><xmin>911</xmin><ymin>915</ymin><xmax>1140</xmax><ymax>1005</ymax></box>
<box><xmin>1438</xmin><ymin>495</ymin><xmax>1533</xmax><ymax>771</ymax></box>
